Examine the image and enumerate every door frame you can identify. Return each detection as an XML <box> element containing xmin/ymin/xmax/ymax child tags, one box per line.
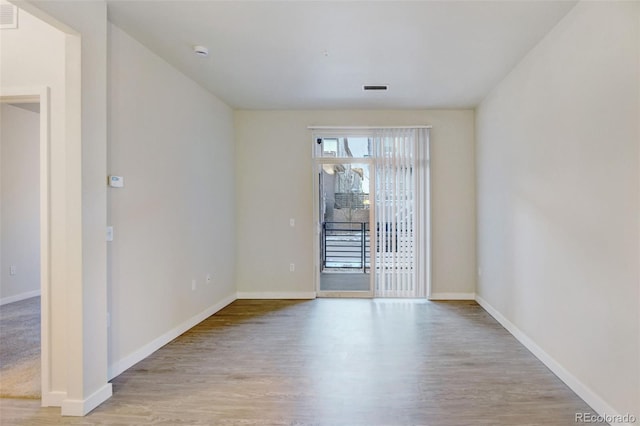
<box><xmin>311</xmin><ymin>127</ymin><xmax>433</xmax><ymax>299</ymax></box>
<box><xmin>0</xmin><ymin>86</ymin><xmax>51</xmax><ymax>403</ymax></box>
<box><xmin>312</xmin><ymin>133</ymin><xmax>376</xmax><ymax>298</ymax></box>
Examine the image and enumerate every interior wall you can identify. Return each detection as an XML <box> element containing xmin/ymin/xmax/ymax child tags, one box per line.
<box><xmin>6</xmin><ymin>0</ymin><xmax>112</xmax><ymax>413</ymax></box>
<box><xmin>234</xmin><ymin>110</ymin><xmax>475</xmax><ymax>298</ymax></box>
<box><xmin>108</xmin><ymin>24</ymin><xmax>237</xmax><ymax>374</ymax></box>
<box><xmin>0</xmin><ymin>104</ymin><xmax>40</xmax><ymax>303</ymax></box>
<box><xmin>476</xmin><ymin>0</ymin><xmax>639</xmax><ymax>418</ymax></box>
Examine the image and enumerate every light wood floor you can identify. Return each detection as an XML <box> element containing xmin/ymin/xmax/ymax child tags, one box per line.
<box><xmin>0</xmin><ymin>299</ymin><xmax>603</xmax><ymax>425</ymax></box>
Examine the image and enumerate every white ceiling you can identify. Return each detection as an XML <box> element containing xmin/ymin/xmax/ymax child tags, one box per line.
<box><xmin>106</xmin><ymin>0</ymin><xmax>577</xmax><ymax>110</ymax></box>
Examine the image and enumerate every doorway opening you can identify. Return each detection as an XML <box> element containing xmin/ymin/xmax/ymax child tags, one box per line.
<box><xmin>319</xmin><ymin>161</ymin><xmax>373</xmax><ymax>295</ymax></box>
<box><xmin>0</xmin><ymin>88</ymin><xmax>49</xmax><ymax>402</ymax></box>
<box><xmin>313</xmin><ymin>128</ymin><xmax>432</xmax><ymax>298</ymax></box>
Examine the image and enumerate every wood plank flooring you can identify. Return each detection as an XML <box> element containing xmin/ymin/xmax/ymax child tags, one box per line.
<box><xmin>0</xmin><ymin>299</ymin><xmax>603</xmax><ymax>425</ymax></box>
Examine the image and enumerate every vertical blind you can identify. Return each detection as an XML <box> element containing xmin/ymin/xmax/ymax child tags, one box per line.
<box><xmin>373</xmin><ymin>128</ymin><xmax>430</xmax><ymax>297</ymax></box>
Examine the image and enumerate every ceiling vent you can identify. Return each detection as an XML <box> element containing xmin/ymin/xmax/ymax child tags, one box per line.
<box><xmin>0</xmin><ymin>1</ymin><xmax>18</xmax><ymax>29</ymax></box>
<box><xmin>363</xmin><ymin>85</ymin><xmax>388</xmax><ymax>91</ymax></box>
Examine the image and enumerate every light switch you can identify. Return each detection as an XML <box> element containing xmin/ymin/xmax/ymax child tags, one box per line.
<box><xmin>289</xmin><ymin>218</ymin><xmax>295</xmax><ymax>227</ymax></box>
<box><xmin>106</xmin><ymin>226</ymin><xmax>114</xmax><ymax>242</ymax></box>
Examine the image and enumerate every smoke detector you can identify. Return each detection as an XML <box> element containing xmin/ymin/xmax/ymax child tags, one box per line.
<box><xmin>193</xmin><ymin>45</ymin><xmax>209</xmax><ymax>57</ymax></box>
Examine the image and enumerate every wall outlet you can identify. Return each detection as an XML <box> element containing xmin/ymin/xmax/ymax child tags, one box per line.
<box><xmin>191</xmin><ymin>279</ymin><xmax>197</xmax><ymax>291</ymax></box>
<box><xmin>9</xmin><ymin>265</ymin><xmax>16</xmax><ymax>275</ymax></box>
<box><xmin>289</xmin><ymin>263</ymin><xmax>295</xmax><ymax>272</ymax></box>
<box><xmin>206</xmin><ymin>273</ymin><xmax>212</xmax><ymax>283</ymax></box>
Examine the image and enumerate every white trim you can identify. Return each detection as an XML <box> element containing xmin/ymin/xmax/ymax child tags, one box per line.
<box><xmin>107</xmin><ymin>293</ymin><xmax>237</xmax><ymax>380</ymax></box>
<box><xmin>475</xmin><ymin>295</ymin><xmax>631</xmax><ymax>425</ymax></box>
<box><xmin>637</xmin><ymin>7</ymin><xmax>640</xmax><ymax>419</ymax></box>
<box><xmin>429</xmin><ymin>292</ymin><xmax>476</xmax><ymax>300</ymax></box>
<box><xmin>0</xmin><ymin>87</ymin><xmax>43</xmax><ymax>100</ymax></box>
<box><xmin>61</xmin><ymin>383</ymin><xmax>112</xmax><ymax>417</ymax></box>
<box><xmin>38</xmin><ymin>87</ymin><xmax>51</xmax><ymax>409</ymax></box>
<box><xmin>41</xmin><ymin>390</ymin><xmax>66</xmax><ymax>407</ymax></box>
<box><xmin>0</xmin><ymin>290</ymin><xmax>41</xmax><ymax>306</ymax></box>
<box><xmin>236</xmin><ymin>292</ymin><xmax>316</xmax><ymax>300</ymax></box>
<box><xmin>308</xmin><ymin>125</ymin><xmax>432</xmax><ymax>130</ymax></box>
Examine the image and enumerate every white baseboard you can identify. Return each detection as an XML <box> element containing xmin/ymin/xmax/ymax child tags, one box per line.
<box><xmin>475</xmin><ymin>295</ymin><xmax>633</xmax><ymax>426</ymax></box>
<box><xmin>0</xmin><ymin>289</ymin><xmax>40</xmax><ymax>306</ymax></box>
<box><xmin>429</xmin><ymin>292</ymin><xmax>476</xmax><ymax>300</ymax></box>
<box><xmin>61</xmin><ymin>383</ymin><xmax>112</xmax><ymax>416</ymax></box>
<box><xmin>236</xmin><ymin>291</ymin><xmax>316</xmax><ymax>300</ymax></box>
<box><xmin>107</xmin><ymin>293</ymin><xmax>237</xmax><ymax>380</ymax></box>
<box><xmin>41</xmin><ymin>390</ymin><xmax>66</xmax><ymax>407</ymax></box>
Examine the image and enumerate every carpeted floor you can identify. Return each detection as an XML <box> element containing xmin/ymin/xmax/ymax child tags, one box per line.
<box><xmin>0</xmin><ymin>296</ymin><xmax>40</xmax><ymax>399</ymax></box>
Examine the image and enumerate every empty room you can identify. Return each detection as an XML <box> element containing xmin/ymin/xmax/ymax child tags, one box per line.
<box><xmin>0</xmin><ymin>0</ymin><xmax>638</xmax><ymax>425</ymax></box>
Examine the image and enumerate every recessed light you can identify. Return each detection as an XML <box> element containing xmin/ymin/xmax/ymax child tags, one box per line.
<box><xmin>193</xmin><ymin>45</ymin><xmax>209</xmax><ymax>57</ymax></box>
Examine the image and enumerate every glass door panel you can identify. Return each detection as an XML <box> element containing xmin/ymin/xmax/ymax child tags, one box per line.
<box><xmin>318</xmin><ymin>162</ymin><xmax>373</xmax><ymax>295</ymax></box>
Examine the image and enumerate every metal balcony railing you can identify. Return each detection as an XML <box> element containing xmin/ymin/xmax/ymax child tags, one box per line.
<box><xmin>322</xmin><ymin>222</ymin><xmax>370</xmax><ymax>271</ymax></box>
<box><xmin>322</xmin><ymin>221</ymin><xmax>410</xmax><ymax>273</ymax></box>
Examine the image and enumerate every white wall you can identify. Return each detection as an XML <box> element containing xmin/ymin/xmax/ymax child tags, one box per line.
<box><xmin>108</xmin><ymin>24</ymin><xmax>237</xmax><ymax>375</ymax></box>
<box><xmin>5</xmin><ymin>0</ymin><xmax>112</xmax><ymax>413</ymax></box>
<box><xmin>0</xmin><ymin>104</ymin><xmax>40</xmax><ymax>303</ymax></box>
<box><xmin>234</xmin><ymin>110</ymin><xmax>475</xmax><ymax>298</ymax></box>
<box><xmin>476</xmin><ymin>0</ymin><xmax>639</xmax><ymax>419</ymax></box>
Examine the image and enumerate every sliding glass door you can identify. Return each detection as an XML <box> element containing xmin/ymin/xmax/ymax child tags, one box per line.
<box><xmin>313</xmin><ymin>129</ymin><xmax>430</xmax><ymax>298</ymax></box>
